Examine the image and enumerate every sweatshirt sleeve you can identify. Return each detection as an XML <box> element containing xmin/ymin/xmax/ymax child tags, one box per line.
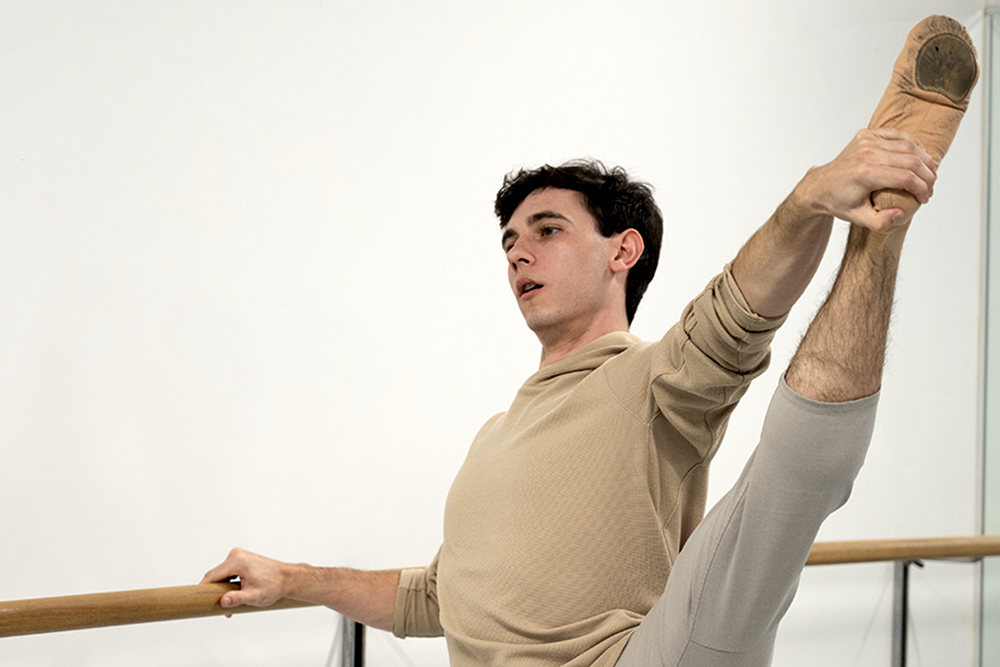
<box><xmin>649</xmin><ymin>264</ymin><xmax>786</xmax><ymax>458</ymax></box>
<box><xmin>392</xmin><ymin>549</ymin><xmax>445</xmax><ymax>638</ymax></box>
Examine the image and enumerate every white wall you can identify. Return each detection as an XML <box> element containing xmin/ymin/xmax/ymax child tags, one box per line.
<box><xmin>0</xmin><ymin>1</ymin><xmax>986</xmax><ymax>665</ymax></box>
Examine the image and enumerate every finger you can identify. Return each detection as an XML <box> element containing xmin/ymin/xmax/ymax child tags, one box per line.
<box><xmin>201</xmin><ymin>562</ymin><xmax>235</xmax><ymax>585</ymax></box>
<box><xmin>879</xmin><ymin>139</ymin><xmax>937</xmax><ymax>180</ymax></box>
<box><xmin>862</xmin><ymin>126</ymin><xmax>928</xmax><ymax>155</ymax></box>
<box><xmin>879</xmin><ymin>160</ymin><xmax>935</xmax><ymax>203</ymax></box>
<box><xmin>854</xmin><ymin>159</ymin><xmax>934</xmax><ymax>205</ymax></box>
<box><xmin>867</xmin><ymin>126</ymin><xmax>923</xmax><ymax>149</ymax></box>
<box><xmin>868</xmin><ymin>130</ymin><xmax>938</xmax><ymax>178</ymax></box>
<box><xmin>201</xmin><ymin>547</ymin><xmax>254</xmax><ymax>585</ymax></box>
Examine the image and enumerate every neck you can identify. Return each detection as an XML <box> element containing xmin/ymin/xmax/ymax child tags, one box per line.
<box><xmin>536</xmin><ymin>317</ymin><xmax>630</xmax><ymax>368</ymax></box>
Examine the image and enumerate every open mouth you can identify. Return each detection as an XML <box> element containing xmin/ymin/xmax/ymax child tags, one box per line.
<box><xmin>518</xmin><ymin>279</ymin><xmax>544</xmax><ymax>297</ymax></box>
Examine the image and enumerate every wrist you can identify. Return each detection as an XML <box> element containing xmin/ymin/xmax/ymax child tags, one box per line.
<box><xmin>787</xmin><ymin>167</ymin><xmax>834</xmax><ymax>221</ymax></box>
<box><xmin>280</xmin><ymin>561</ymin><xmax>319</xmax><ymax>602</ymax></box>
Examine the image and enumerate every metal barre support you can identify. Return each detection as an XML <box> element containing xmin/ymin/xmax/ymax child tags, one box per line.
<box><xmin>340</xmin><ymin>616</ymin><xmax>365</xmax><ymax>667</ymax></box>
<box><xmin>891</xmin><ymin>560</ymin><xmax>924</xmax><ymax>667</ymax></box>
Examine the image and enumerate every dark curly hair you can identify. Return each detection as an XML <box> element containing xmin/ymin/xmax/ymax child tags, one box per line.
<box><xmin>494</xmin><ymin>160</ymin><xmax>663</xmax><ymax>324</ymax></box>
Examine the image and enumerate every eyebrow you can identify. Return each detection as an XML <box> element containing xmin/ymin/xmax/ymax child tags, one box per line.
<box><xmin>501</xmin><ymin>210</ymin><xmax>571</xmax><ymax>249</ymax></box>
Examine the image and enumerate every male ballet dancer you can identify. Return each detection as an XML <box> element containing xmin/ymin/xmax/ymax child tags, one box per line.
<box><xmin>203</xmin><ymin>16</ymin><xmax>978</xmax><ymax>667</ymax></box>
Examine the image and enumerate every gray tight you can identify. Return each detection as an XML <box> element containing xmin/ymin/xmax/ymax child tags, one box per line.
<box><xmin>616</xmin><ymin>378</ymin><xmax>878</xmax><ymax>667</ymax></box>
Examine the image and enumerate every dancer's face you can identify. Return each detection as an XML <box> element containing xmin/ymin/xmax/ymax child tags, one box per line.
<box><xmin>501</xmin><ymin>188</ymin><xmax>624</xmax><ymax>338</ymax></box>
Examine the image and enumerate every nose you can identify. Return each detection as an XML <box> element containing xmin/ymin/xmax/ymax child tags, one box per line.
<box><xmin>507</xmin><ymin>237</ymin><xmax>532</xmax><ymax>269</ymax></box>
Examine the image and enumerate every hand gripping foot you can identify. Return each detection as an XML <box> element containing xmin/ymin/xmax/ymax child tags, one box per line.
<box><xmin>868</xmin><ymin>15</ymin><xmax>979</xmax><ymax>215</ymax></box>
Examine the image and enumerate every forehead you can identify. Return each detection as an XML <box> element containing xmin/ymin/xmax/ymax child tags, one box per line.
<box><xmin>509</xmin><ymin>187</ymin><xmax>591</xmax><ymax>223</ymax></box>
<box><xmin>504</xmin><ymin>187</ymin><xmax>597</xmax><ymax>235</ymax></box>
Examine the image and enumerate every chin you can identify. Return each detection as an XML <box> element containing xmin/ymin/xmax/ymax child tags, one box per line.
<box><xmin>521</xmin><ymin>310</ymin><xmax>562</xmax><ymax>336</ymax></box>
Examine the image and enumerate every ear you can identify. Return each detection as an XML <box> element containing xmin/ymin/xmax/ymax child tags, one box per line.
<box><xmin>609</xmin><ymin>229</ymin><xmax>645</xmax><ymax>274</ymax></box>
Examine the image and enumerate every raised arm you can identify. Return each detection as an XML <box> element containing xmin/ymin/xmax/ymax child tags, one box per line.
<box><xmin>201</xmin><ymin>548</ymin><xmax>399</xmax><ymax>632</ymax></box>
<box><xmin>731</xmin><ymin>127</ymin><xmax>936</xmax><ymax>319</ymax></box>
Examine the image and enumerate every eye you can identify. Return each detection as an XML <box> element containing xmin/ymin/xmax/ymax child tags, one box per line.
<box><xmin>540</xmin><ymin>226</ymin><xmax>559</xmax><ymax>238</ymax></box>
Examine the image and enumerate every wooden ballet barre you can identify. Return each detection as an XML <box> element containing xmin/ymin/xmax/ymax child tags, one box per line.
<box><xmin>806</xmin><ymin>535</ymin><xmax>1000</xmax><ymax>566</ymax></box>
<box><xmin>3</xmin><ymin>536</ymin><xmax>1000</xmax><ymax>638</ymax></box>
<box><xmin>0</xmin><ymin>582</ymin><xmax>315</xmax><ymax>638</ymax></box>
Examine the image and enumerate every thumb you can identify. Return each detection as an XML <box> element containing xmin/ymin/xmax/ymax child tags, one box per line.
<box><xmin>855</xmin><ymin>207</ymin><xmax>904</xmax><ymax>233</ymax></box>
<box><xmin>220</xmin><ymin>590</ymin><xmax>246</xmax><ymax>609</ymax></box>
<box><xmin>873</xmin><ymin>207</ymin><xmax>908</xmax><ymax>232</ymax></box>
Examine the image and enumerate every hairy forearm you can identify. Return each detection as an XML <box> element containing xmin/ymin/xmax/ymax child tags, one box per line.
<box><xmin>204</xmin><ymin>548</ymin><xmax>402</xmax><ymax>632</ymax></box>
<box><xmin>733</xmin><ymin>125</ymin><xmax>934</xmax><ymax>320</ymax></box>
<box><xmin>282</xmin><ymin>564</ymin><xmax>400</xmax><ymax>632</ymax></box>
<box><xmin>731</xmin><ymin>183</ymin><xmax>835</xmax><ymax>319</ymax></box>
<box><xmin>201</xmin><ymin>548</ymin><xmax>400</xmax><ymax>630</ymax></box>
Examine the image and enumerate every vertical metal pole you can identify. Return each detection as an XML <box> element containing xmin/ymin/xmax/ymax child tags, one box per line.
<box><xmin>340</xmin><ymin>617</ymin><xmax>366</xmax><ymax>667</ymax></box>
<box><xmin>891</xmin><ymin>560</ymin><xmax>909</xmax><ymax>667</ymax></box>
<box><xmin>355</xmin><ymin>622</ymin><xmax>365</xmax><ymax>667</ymax></box>
<box><xmin>892</xmin><ymin>560</ymin><xmax>924</xmax><ymax>667</ymax></box>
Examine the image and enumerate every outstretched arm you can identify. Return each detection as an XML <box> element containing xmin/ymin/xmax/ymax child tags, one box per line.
<box><xmin>201</xmin><ymin>548</ymin><xmax>399</xmax><ymax>632</ymax></box>
<box><xmin>731</xmin><ymin>128</ymin><xmax>936</xmax><ymax>318</ymax></box>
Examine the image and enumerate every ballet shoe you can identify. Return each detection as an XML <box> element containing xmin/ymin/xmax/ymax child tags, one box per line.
<box><xmin>868</xmin><ymin>15</ymin><xmax>978</xmax><ymax>215</ymax></box>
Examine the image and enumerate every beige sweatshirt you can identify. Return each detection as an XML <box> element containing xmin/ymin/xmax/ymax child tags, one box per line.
<box><xmin>393</xmin><ymin>267</ymin><xmax>784</xmax><ymax>667</ymax></box>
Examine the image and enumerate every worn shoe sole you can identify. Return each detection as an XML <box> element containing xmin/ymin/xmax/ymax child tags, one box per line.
<box><xmin>915</xmin><ymin>32</ymin><xmax>977</xmax><ymax>104</ymax></box>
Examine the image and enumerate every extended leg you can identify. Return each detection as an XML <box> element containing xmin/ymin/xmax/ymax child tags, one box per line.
<box><xmin>617</xmin><ymin>171</ymin><xmax>911</xmax><ymax>667</ymax></box>
<box><xmin>615</xmin><ymin>14</ymin><xmax>972</xmax><ymax>664</ymax></box>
